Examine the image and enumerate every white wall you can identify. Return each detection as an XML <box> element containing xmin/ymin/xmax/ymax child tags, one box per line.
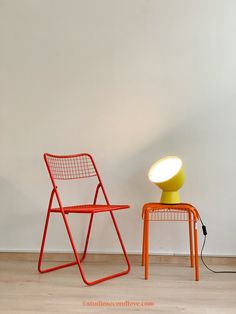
<box><xmin>0</xmin><ymin>0</ymin><xmax>236</xmax><ymax>256</ymax></box>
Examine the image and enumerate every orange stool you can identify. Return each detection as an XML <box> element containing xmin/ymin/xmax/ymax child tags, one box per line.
<box><xmin>142</xmin><ymin>203</ymin><xmax>199</xmax><ymax>281</ymax></box>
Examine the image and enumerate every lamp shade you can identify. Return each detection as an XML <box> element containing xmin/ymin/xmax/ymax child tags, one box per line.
<box><xmin>148</xmin><ymin>156</ymin><xmax>185</xmax><ymax>204</ymax></box>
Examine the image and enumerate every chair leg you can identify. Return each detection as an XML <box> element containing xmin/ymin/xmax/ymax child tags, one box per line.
<box><xmin>38</xmin><ymin>210</ymin><xmax>130</xmax><ymax>286</ymax></box>
<box><xmin>188</xmin><ymin>212</ymin><xmax>194</xmax><ymax>268</ymax></box>
<box><xmin>38</xmin><ymin>209</ymin><xmax>78</xmax><ymax>273</ymax></box>
<box><xmin>80</xmin><ymin>213</ymin><xmax>94</xmax><ymax>263</ymax></box>
<box><xmin>38</xmin><ymin>190</ymin><xmax>77</xmax><ymax>273</ymax></box>
<box><xmin>193</xmin><ymin>220</ymin><xmax>199</xmax><ymax>281</ymax></box>
<box><xmin>77</xmin><ymin>211</ymin><xmax>130</xmax><ymax>285</ymax></box>
<box><xmin>144</xmin><ymin>211</ymin><xmax>149</xmax><ymax>280</ymax></box>
<box><xmin>38</xmin><ymin>208</ymin><xmax>51</xmax><ymax>273</ymax></box>
<box><xmin>110</xmin><ymin>211</ymin><xmax>130</xmax><ymax>271</ymax></box>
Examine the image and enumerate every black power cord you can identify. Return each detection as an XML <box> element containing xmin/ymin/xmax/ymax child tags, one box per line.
<box><xmin>199</xmin><ymin>214</ymin><xmax>236</xmax><ymax>273</ymax></box>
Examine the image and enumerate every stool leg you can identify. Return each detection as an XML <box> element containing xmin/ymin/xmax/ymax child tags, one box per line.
<box><xmin>142</xmin><ymin>216</ymin><xmax>146</xmax><ymax>266</ymax></box>
<box><xmin>188</xmin><ymin>212</ymin><xmax>194</xmax><ymax>268</ymax></box>
<box><xmin>193</xmin><ymin>220</ymin><xmax>199</xmax><ymax>281</ymax></box>
<box><xmin>144</xmin><ymin>211</ymin><xmax>149</xmax><ymax>280</ymax></box>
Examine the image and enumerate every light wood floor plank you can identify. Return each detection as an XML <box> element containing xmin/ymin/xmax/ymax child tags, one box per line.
<box><xmin>0</xmin><ymin>257</ymin><xmax>236</xmax><ymax>313</ymax></box>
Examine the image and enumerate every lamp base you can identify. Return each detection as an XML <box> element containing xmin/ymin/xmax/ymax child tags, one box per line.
<box><xmin>160</xmin><ymin>191</ymin><xmax>180</xmax><ymax>204</ymax></box>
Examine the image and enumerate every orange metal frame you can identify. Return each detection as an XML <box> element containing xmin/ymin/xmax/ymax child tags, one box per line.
<box><xmin>141</xmin><ymin>203</ymin><xmax>199</xmax><ymax>281</ymax></box>
<box><xmin>38</xmin><ymin>153</ymin><xmax>130</xmax><ymax>286</ymax></box>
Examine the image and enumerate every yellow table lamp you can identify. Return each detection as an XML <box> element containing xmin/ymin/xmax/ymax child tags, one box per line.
<box><xmin>148</xmin><ymin>156</ymin><xmax>185</xmax><ymax>204</ymax></box>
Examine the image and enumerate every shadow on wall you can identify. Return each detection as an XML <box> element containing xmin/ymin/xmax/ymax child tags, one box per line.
<box><xmin>119</xmin><ymin>102</ymin><xmax>236</xmax><ymax>207</ymax></box>
<box><xmin>0</xmin><ymin>176</ymin><xmax>40</xmax><ymax>250</ymax></box>
<box><xmin>113</xmin><ymin>103</ymin><xmax>236</xmax><ymax>253</ymax></box>
<box><xmin>0</xmin><ymin>176</ymin><xmax>89</xmax><ymax>252</ymax></box>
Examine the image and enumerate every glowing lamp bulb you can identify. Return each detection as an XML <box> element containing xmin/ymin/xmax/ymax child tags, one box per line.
<box><xmin>148</xmin><ymin>156</ymin><xmax>185</xmax><ymax>204</ymax></box>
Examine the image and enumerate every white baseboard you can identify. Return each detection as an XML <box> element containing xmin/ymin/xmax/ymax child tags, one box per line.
<box><xmin>0</xmin><ymin>248</ymin><xmax>236</xmax><ymax>257</ymax></box>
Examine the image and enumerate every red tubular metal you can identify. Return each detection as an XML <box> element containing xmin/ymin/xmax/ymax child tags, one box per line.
<box><xmin>188</xmin><ymin>212</ymin><xmax>194</xmax><ymax>268</ymax></box>
<box><xmin>80</xmin><ymin>213</ymin><xmax>94</xmax><ymax>263</ymax></box>
<box><xmin>38</xmin><ymin>153</ymin><xmax>130</xmax><ymax>286</ymax></box>
<box><xmin>141</xmin><ymin>215</ymin><xmax>146</xmax><ymax>267</ymax></box>
<box><xmin>194</xmin><ymin>220</ymin><xmax>199</xmax><ymax>281</ymax></box>
<box><xmin>110</xmin><ymin>211</ymin><xmax>130</xmax><ymax>272</ymax></box>
<box><xmin>38</xmin><ymin>189</ymin><xmax>55</xmax><ymax>273</ymax></box>
<box><xmin>93</xmin><ymin>183</ymin><xmax>101</xmax><ymax>205</ymax></box>
<box><xmin>39</xmin><ymin>261</ymin><xmax>78</xmax><ymax>273</ymax></box>
<box><xmin>144</xmin><ymin>210</ymin><xmax>149</xmax><ymax>280</ymax></box>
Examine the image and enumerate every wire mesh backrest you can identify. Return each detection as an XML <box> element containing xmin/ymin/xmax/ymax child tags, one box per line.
<box><xmin>44</xmin><ymin>153</ymin><xmax>98</xmax><ymax>181</ymax></box>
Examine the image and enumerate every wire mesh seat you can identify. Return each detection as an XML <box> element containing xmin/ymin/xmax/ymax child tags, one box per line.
<box><xmin>50</xmin><ymin>204</ymin><xmax>129</xmax><ymax>214</ymax></box>
<box><xmin>38</xmin><ymin>153</ymin><xmax>130</xmax><ymax>286</ymax></box>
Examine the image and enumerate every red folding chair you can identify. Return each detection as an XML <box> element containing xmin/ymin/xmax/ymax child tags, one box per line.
<box><xmin>38</xmin><ymin>153</ymin><xmax>130</xmax><ymax>286</ymax></box>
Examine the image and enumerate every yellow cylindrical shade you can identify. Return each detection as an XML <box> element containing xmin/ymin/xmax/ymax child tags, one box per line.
<box><xmin>148</xmin><ymin>156</ymin><xmax>185</xmax><ymax>204</ymax></box>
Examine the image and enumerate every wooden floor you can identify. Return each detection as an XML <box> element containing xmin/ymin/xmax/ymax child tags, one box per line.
<box><xmin>0</xmin><ymin>257</ymin><xmax>236</xmax><ymax>314</ymax></box>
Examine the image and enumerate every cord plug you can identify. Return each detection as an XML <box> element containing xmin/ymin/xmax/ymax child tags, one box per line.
<box><xmin>202</xmin><ymin>225</ymin><xmax>207</xmax><ymax>236</ymax></box>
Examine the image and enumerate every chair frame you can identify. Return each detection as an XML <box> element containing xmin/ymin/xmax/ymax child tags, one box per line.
<box><xmin>38</xmin><ymin>153</ymin><xmax>130</xmax><ymax>286</ymax></box>
<box><xmin>141</xmin><ymin>203</ymin><xmax>199</xmax><ymax>281</ymax></box>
